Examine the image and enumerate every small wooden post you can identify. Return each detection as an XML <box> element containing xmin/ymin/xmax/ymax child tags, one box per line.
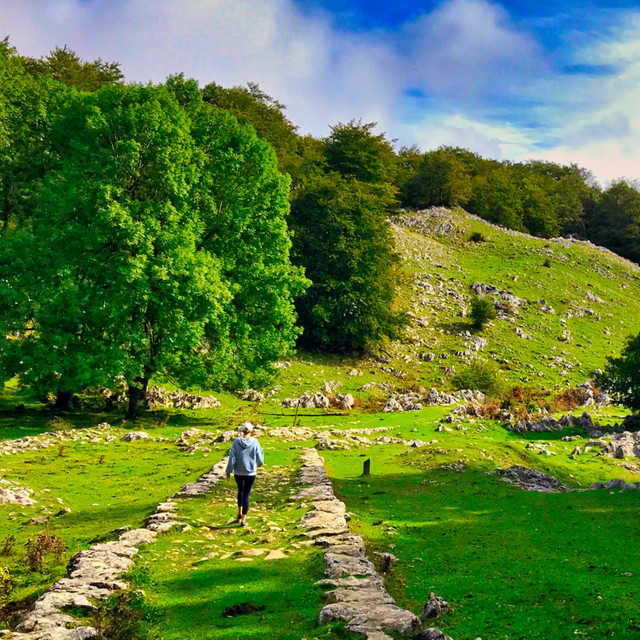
<box><xmin>362</xmin><ymin>459</ymin><xmax>370</xmax><ymax>476</ymax></box>
<box><xmin>293</xmin><ymin>400</ymin><xmax>301</xmax><ymax>427</ymax></box>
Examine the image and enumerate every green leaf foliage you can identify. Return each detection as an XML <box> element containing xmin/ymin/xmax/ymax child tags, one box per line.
<box><xmin>324</xmin><ymin>120</ymin><xmax>398</xmax><ymax>194</ymax></box>
<box><xmin>587</xmin><ymin>180</ymin><xmax>640</xmax><ymax>264</ymax></box>
<box><xmin>201</xmin><ymin>81</ymin><xmax>302</xmax><ymax>179</ymax></box>
<box><xmin>0</xmin><ymin>79</ymin><xmax>307</xmax><ymax>406</ymax></box>
<box><xmin>469</xmin><ymin>295</ymin><xmax>497</xmax><ymax>331</ymax></box>
<box><xmin>290</xmin><ymin>172</ymin><xmax>404</xmax><ymax>351</ymax></box>
<box><xmin>451</xmin><ymin>357</ymin><xmax>505</xmax><ymax>398</ymax></box>
<box><xmin>400</xmin><ymin>146</ymin><xmax>474</xmax><ymax>209</ymax></box>
<box><xmin>20</xmin><ymin>45</ymin><xmax>123</xmax><ymax>91</ymax></box>
<box><xmin>600</xmin><ymin>332</ymin><xmax>640</xmax><ymax>413</ymax></box>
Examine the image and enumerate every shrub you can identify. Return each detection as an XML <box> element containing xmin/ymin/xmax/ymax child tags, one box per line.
<box><xmin>501</xmin><ymin>385</ymin><xmax>549</xmax><ymax>414</ymax></box>
<box><xmin>0</xmin><ymin>568</ymin><xmax>16</xmax><ymax>601</ymax></box>
<box><xmin>451</xmin><ymin>358</ymin><xmax>505</xmax><ymax>398</ymax></box>
<box><xmin>94</xmin><ymin>590</ymin><xmax>161</xmax><ymax>640</ymax></box>
<box><xmin>474</xmin><ymin>400</ymin><xmax>501</xmax><ymax>419</ymax></box>
<box><xmin>0</xmin><ymin>536</ymin><xmax>15</xmax><ymax>556</ymax></box>
<box><xmin>25</xmin><ymin>533</ymin><xmax>66</xmax><ymax>572</ymax></box>
<box><xmin>549</xmin><ymin>387</ymin><xmax>583</xmax><ymax>413</ymax></box>
<box><xmin>599</xmin><ymin>332</ymin><xmax>640</xmax><ymax>412</ymax></box>
<box><xmin>543</xmin><ymin>258</ymin><xmax>552</xmax><ymax>268</ymax></box>
<box><xmin>468</xmin><ymin>231</ymin><xmax>486</xmax><ymax>243</ymax></box>
<box><xmin>469</xmin><ymin>295</ymin><xmax>496</xmax><ymax>330</ymax></box>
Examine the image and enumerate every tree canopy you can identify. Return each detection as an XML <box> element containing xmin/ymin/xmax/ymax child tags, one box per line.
<box><xmin>289</xmin><ymin>122</ymin><xmax>404</xmax><ymax>351</ymax></box>
<box><xmin>0</xmin><ymin>75</ymin><xmax>307</xmax><ymax>413</ymax></box>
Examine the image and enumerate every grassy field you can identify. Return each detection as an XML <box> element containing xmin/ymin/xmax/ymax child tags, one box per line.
<box><xmin>1</xmin><ymin>207</ymin><xmax>639</xmax><ymax>638</ymax></box>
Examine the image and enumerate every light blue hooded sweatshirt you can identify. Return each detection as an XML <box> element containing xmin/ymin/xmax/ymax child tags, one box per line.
<box><xmin>226</xmin><ymin>437</ymin><xmax>264</xmax><ymax>476</ymax></box>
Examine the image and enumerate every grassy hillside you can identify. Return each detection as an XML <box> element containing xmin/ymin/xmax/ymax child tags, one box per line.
<box><xmin>387</xmin><ymin>206</ymin><xmax>640</xmax><ymax>390</ymax></box>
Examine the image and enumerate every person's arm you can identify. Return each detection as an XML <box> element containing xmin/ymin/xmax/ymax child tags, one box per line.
<box><xmin>226</xmin><ymin>441</ymin><xmax>236</xmax><ymax>479</ymax></box>
<box><xmin>256</xmin><ymin>440</ymin><xmax>264</xmax><ymax>468</ymax></box>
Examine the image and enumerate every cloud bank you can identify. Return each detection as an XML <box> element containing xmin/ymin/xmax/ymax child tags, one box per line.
<box><xmin>1</xmin><ymin>0</ymin><xmax>639</xmax><ymax>183</ymax></box>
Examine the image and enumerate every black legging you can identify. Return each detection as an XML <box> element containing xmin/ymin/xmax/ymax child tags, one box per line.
<box><xmin>234</xmin><ymin>475</ymin><xmax>256</xmax><ymax>515</ymax></box>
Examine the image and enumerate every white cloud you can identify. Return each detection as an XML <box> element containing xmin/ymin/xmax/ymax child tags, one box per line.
<box><xmin>2</xmin><ymin>0</ymin><xmax>640</xmax><ymax>183</ymax></box>
<box><xmin>536</xmin><ymin>12</ymin><xmax>640</xmax><ymax>184</ymax></box>
<box><xmin>402</xmin><ymin>0</ymin><xmax>546</xmax><ymax>99</ymax></box>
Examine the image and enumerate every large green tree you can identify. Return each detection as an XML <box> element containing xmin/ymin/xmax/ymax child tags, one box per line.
<box><xmin>288</xmin><ymin>120</ymin><xmax>403</xmax><ymax>351</ymax></box>
<box><xmin>599</xmin><ymin>333</ymin><xmax>640</xmax><ymax>413</ymax></box>
<box><xmin>289</xmin><ymin>172</ymin><xmax>404</xmax><ymax>351</ymax></box>
<box><xmin>1</xmin><ymin>80</ymin><xmax>307</xmax><ymax>414</ymax></box>
<box><xmin>0</xmin><ymin>39</ymin><xmax>69</xmax><ymax>233</ymax></box>
<box><xmin>202</xmin><ymin>81</ymin><xmax>302</xmax><ymax>179</ymax></box>
<box><xmin>400</xmin><ymin>147</ymin><xmax>473</xmax><ymax>209</ymax></box>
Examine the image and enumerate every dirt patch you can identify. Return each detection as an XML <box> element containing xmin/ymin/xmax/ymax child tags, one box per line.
<box><xmin>222</xmin><ymin>602</ymin><xmax>265</xmax><ymax>617</ymax></box>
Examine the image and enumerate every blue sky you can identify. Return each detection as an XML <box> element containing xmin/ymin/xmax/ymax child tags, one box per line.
<box><xmin>2</xmin><ymin>0</ymin><xmax>640</xmax><ymax>183</ymax></box>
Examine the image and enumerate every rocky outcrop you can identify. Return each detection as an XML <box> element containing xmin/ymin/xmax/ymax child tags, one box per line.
<box><xmin>120</xmin><ymin>431</ymin><xmax>151</xmax><ymax>442</ymax></box>
<box><xmin>506</xmin><ymin>412</ymin><xmax>594</xmax><ymax>433</ymax></box>
<box><xmin>421</xmin><ymin>593</ymin><xmax>452</xmax><ymax>619</ymax></box>
<box><xmin>489</xmin><ymin>465</ymin><xmax>571</xmax><ymax>492</ymax></box>
<box><xmin>383</xmin><ymin>388</ymin><xmax>485</xmax><ymax>412</ymax></box>
<box><xmin>282</xmin><ymin>392</ymin><xmax>330</xmax><ymax>409</ymax></box>
<box><xmin>146</xmin><ymin>386</ymin><xmax>220</xmax><ymax>410</ymax></box>
<box><xmin>0</xmin><ymin>482</ymin><xmax>37</xmax><ymax>506</ymax></box>
<box><xmin>603</xmin><ymin>431</ymin><xmax>640</xmax><ymax>459</ymax></box>
<box><xmin>334</xmin><ymin>393</ymin><xmax>355</xmax><ymax>410</ymax></box>
<box><xmin>295</xmin><ymin>449</ymin><xmax>420</xmax><ymax>639</ymax></box>
<box><xmin>507</xmin><ymin>417</ymin><xmax>563</xmax><ymax>433</ymax></box>
<box><xmin>237</xmin><ymin>389</ymin><xmax>264</xmax><ymax>403</ymax></box>
<box><xmin>0</xmin><ymin>423</ymin><xmax>115</xmax><ymax>457</ymax></box>
<box><xmin>589</xmin><ymin>478</ymin><xmax>640</xmax><ymax>491</ymax></box>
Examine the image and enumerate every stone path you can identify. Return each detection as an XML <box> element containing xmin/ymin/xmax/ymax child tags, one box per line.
<box><xmin>5</xmin><ymin>458</ymin><xmax>228</xmax><ymax>640</ymax></box>
<box><xmin>294</xmin><ymin>448</ymin><xmax>420</xmax><ymax>640</ymax></box>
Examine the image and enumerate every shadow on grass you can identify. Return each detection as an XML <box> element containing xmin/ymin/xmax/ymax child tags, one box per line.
<box><xmin>329</xmin><ymin>465</ymin><xmax>640</xmax><ymax>640</ymax></box>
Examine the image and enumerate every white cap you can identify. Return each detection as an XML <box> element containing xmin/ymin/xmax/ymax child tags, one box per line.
<box><xmin>241</xmin><ymin>422</ymin><xmax>254</xmax><ymax>433</ymax></box>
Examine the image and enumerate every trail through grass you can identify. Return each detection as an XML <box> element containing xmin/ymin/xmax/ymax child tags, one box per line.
<box><xmin>131</xmin><ymin>450</ymin><xmax>330</xmax><ymax>640</ymax></box>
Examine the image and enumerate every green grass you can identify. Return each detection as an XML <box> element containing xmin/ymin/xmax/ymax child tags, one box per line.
<box><xmin>0</xmin><ymin>435</ymin><xmax>217</xmax><ymax>604</ymax></box>
<box><xmin>129</xmin><ymin>451</ymin><xmax>331</xmax><ymax>640</ymax></box>
<box><xmin>1</xmin><ymin>207</ymin><xmax>640</xmax><ymax>638</ymax></box>
<box><xmin>321</xmin><ymin>409</ymin><xmax>640</xmax><ymax>640</ymax></box>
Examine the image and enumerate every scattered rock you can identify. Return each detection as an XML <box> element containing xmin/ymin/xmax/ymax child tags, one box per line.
<box><xmin>589</xmin><ymin>478</ymin><xmax>640</xmax><ymax>491</ymax></box>
<box><xmin>489</xmin><ymin>465</ymin><xmax>571</xmax><ymax>492</ymax></box>
<box><xmin>323</xmin><ymin>381</ymin><xmax>342</xmax><ymax>394</ymax></box>
<box><xmin>421</xmin><ymin>593</ymin><xmax>452</xmax><ymax>619</ymax></box>
<box><xmin>334</xmin><ymin>393</ymin><xmax>354</xmax><ymax>410</ymax></box>
<box><xmin>415</xmin><ymin>629</ymin><xmax>454</xmax><ymax>640</ymax></box>
<box><xmin>604</xmin><ymin>431</ymin><xmax>640</xmax><ymax>459</ymax></box>
<box><xmin>120</xmin><ymin>431</ymin><xmax>150</xmax><ymax>442</ymax></box>
<box><xmin>238</xmin><ymin>389</ymin><xmax>263</xmax><ymax>403</ymax></box>
<box><xmin>146</xmin><ymin>386</ymin><xmax>220</xmax><ymax>410</ymax></box>
<box><xmin>0</xmin><ymin>485</ymin><xmax>37</xmax><ymax>506</ymax></box>
<box><xmin>282</xmin><ymin>392</ymin><xmax>330</xmax><ymax>409</ymax></box>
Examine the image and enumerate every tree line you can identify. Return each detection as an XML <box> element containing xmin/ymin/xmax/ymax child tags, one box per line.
<box><xmin>2</xmin><ymin>40</ymin><xmax>640</xmax><ymax>416</ymax></box>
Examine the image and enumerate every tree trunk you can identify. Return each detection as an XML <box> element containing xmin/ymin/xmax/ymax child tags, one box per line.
<box><xmin>127</xmin><ymin>377</ymin><xmax>148</xmax><ymax>418</ymax></box>
<box><xmin>55</xmin><ymin>390</ymin><xmax>75</xmax><ymax>412</ymax></box>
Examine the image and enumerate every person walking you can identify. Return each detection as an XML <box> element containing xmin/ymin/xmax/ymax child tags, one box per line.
<box><xmin>226</xmin><ymin>422</ymin><xmax>264</xmax><ymax>527</ymax></box>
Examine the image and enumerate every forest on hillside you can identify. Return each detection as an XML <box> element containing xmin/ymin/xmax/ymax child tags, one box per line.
<box><xmin>2</xmin><ymin>39</ymin><xmax>640</xmax><ymax>416</ymax></box>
